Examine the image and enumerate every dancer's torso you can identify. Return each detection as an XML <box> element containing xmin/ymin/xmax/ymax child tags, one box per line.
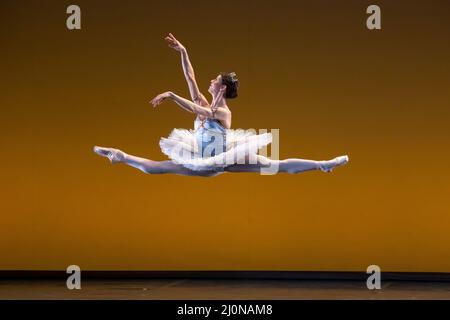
<box><xmin>194</xmin><ymin>117</ymin><xmax>226</xmax><ymax>158</ymax></box>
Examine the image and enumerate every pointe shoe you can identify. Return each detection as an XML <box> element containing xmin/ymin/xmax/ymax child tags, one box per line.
<box><xmin>319</xmin><ymin>155</ymin><xmax>349</xmax><ymax>172</ymax></box>
<box><xmin>93</xmin><ymin>146</ymin><xmax>125</xmax><ymax>164</ymax></box>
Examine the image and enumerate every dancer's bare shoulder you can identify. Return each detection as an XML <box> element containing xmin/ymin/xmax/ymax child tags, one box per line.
<box><xmin>216</xmin><ymin>106</ymin><xmax>232</xmax><ymax>129</ymax></box>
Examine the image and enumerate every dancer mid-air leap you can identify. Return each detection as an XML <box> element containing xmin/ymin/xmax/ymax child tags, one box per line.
<box><xmin>94</xmin><ymin>33</ymin><xmax>349</xmax><ymax>177</ymax></box>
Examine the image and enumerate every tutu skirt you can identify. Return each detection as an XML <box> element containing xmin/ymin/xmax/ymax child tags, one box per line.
<box><xmin>159</xmin><ymin>119</ymin><xmax>272</xmax><ymax>171</ymax></box>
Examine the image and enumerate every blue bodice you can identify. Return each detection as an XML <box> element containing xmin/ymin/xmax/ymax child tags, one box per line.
<box><xmin>194</xmin><ymin>117</ymin><xmax>226</xmax><ymax>158</ymax></box>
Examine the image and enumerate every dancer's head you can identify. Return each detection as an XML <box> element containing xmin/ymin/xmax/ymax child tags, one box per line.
<box><xmin>208</xmin><ymin>72</ymin><xmax>239</xmax><ymax>99</ymax></box>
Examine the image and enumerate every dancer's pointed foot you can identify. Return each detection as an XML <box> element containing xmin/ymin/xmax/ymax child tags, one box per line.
<box><xmin>318</xmin><ymin>155</ymin><xmax>349</xmax><ymax>172</ymax></box>
<box><xmin>93</xmin><ymin>146</ymin><xmax>125</xmax><ymax>164</ymax></box>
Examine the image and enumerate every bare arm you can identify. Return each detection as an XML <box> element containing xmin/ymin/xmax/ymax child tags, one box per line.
<box><xmin>165</xmin><ymin>33</ymin><xmax>209</xmax><ymax>106</ymax></box>
<box><xmin>180</xmin><ymin>50</ymin><xmax>209</xmax><ymax>105</ymax></box>
<box><xmin>150</xmin><ymin>89</ymin><xmax>228</xmax><ymax>121</ymax></box>
<box><xmin>170</xmin><ymin>92</ymin><xmax>210</xmax><ymax>115</ymax></box>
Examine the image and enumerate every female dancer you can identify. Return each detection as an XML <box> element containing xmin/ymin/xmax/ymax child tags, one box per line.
<box><xmin>94</xmin><ymin>33</ymin><xmax>349</xmax><ymax>177</ymax></box>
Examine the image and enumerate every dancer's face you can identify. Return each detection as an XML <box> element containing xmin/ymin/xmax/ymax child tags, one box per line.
<box><xmin>208</xmin><ymin>75</ymin><xmax>225</xmax><ymax>96</ymax></box>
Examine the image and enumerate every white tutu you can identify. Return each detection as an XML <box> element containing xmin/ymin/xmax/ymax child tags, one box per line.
<box><xmin>159</xmin><ymin>127</ymin><xmax>272</xmax><ymax>171</ymax></box>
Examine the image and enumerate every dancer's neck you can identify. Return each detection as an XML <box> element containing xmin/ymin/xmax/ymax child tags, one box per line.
<box><xmin>213</xmin><ymin>96</ymin><xmax>227</xmax><ymax>108</ymax></box>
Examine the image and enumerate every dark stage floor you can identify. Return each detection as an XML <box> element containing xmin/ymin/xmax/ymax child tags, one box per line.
<box><xmin>1</xmin><ymin>279</ymin><xmax>450</xmax><ymax>299</ymax></box>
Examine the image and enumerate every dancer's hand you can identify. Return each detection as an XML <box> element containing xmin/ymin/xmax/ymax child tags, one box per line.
<box><xmin>150</xmin><ymin>91</ymin><xmax>172</xmax><ymax>108</ymax></box>
<box><xmin>165</xmin><ymin>33</ymin><xmax>185</xmax><ymax>52</ymax></box>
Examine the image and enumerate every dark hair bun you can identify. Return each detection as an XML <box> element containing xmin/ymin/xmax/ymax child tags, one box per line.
<box><xmin>220</xmin><ymin>72</ymin><xmax>239</xmax><ymax>99</ymax></box>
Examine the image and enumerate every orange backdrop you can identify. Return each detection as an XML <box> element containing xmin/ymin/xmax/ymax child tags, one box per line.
<box><xmin>1</xmin><ymin>0</ymin><xmax>449</xmax><ymax>271</ymax></box>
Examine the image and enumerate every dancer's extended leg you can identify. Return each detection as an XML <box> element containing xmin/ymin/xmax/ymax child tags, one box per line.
<box><xmin>224</xmin><ymin>155</ymin><xmax>349</xmax><ymax>174</ymax></box>
<box><xmin>94</xmin><ymin>146</ymin><xmax>348</xmax><ymax>176</ymax></box>
<box><xmin>93</xmin><ymin>146</ymin><xmax>219</xmax><ymax>177</ymax></box>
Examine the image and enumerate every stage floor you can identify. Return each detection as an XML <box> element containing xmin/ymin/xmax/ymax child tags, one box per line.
<box><xmin>1</xmin><ymin>279</ymin><xmax>450</xmax><ymax>299</ymax></box>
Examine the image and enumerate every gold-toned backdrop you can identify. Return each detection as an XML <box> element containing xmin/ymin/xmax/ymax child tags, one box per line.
<box><xmin>1</xmin><ymin>0</ymin><xmax>449</xmax><ymax>271</ymax></box>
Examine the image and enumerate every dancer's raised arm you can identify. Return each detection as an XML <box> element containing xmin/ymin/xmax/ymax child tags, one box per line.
<box><xmin>165</xmin><ymin>33</ymin><xmax>209</xmax><ymax>106</ymax></box>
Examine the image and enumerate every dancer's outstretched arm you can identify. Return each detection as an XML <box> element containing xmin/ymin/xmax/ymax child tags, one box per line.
<box><xmin>150</xmin><ymin>90</ymin><xmax>228</xmax><ymax>121</ymax></box>
<box><xmin>164</xmin><ymin>33</ymin><xmax>209</xmax><ymax>106</ymax></box>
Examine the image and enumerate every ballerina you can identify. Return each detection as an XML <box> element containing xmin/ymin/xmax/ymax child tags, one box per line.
<box><xmin>94</xmin><ymin>33</ymin><xmax>349</xmax><ymax>177</ymax></box>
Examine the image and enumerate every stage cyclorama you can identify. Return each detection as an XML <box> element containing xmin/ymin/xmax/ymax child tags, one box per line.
<box><xmin>1</xmin><ymin>0</ymin><xmax>450</xmax><ymax>302</ymax></box>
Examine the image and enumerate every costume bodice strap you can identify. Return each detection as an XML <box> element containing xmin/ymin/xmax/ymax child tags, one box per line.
<box><xmin>194</xmin><ymin>117</ymin><xmax>226</xmax><ymax>133</ymax></box>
